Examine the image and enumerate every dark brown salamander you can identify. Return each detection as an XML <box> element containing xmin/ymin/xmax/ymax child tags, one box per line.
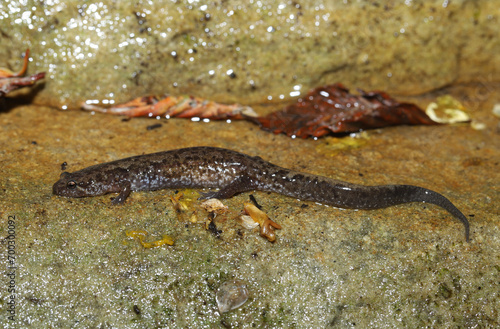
<box><xmin>53</xmin><ymin>146</ymin><xmax>470</xmax><ymax>241</ymax></box>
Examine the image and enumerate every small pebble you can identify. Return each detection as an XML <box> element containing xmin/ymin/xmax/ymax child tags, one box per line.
<box><xmin>216</xmin><ymin>279</ymin><xmax>249</xmax><ymax>313</ymax></box>
<box><xmin>471</xmin><ymin>121</ymin><xmax>486</xmax><ymax>130</ymax></box>
<box><xmin>492</xmin><ymin>103</ymin><xmax>500</xmax><ymax>118</ymax></box>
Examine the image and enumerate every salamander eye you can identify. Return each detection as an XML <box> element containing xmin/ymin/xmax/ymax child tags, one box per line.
<box><xmin>67</xmin><ymin>180</ymin><xmax>77</xmax><ymax>189</ymax></box>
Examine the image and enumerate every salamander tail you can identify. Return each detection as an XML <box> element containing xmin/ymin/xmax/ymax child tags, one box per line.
<box><xmin>401</xmin><ymin>186</ymin><xmax>470</xmax><ymax>242</ymax></box>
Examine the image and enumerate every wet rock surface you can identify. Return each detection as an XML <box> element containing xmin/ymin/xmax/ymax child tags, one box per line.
<box><xmin>0</xmin><ymin>0</ymin><xmax>499</xmax><ymax>327</ymax></box>
<box><xmin>0</xmin><ymin>82</ymin><xmax>499</xmax><ymax>327</ymax></box>
<box><xmin>1</xmin><ymin>0</ymin><xmax>499</xmax><ymax>108</ymax></box>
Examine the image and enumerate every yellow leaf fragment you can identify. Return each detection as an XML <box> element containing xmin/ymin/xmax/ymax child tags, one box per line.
<box><xmin>126</xmin><ymin>230</ymin><xmax>174</xmax><ymax>248</ymax></box>
<box><xmin>189</xmin><ymin>213</ymin><xmax>199</xmax><ymax>223</ymax></box>
<box><xmin>170</xmin><ymin>193</ymin><xmax>189</xmax><ymax>213</ymax></box>
<box><xmin>242</xmin><ymin>203</ymin><xmax>282</xmax><ymax>242</ymax></box>
<box><xmin>425</xmin><ymin>95</ymin><xmax>470</xmax><ymax>124</ymax></box>
<box><xmin>315</xmin><ymin>132</ymin><xmax>369</xmax><ymax>157</ymax></box>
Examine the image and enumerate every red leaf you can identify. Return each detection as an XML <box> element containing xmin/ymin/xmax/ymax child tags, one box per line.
<box><xmin>250</xmin><ymin>83</ymin><xmax>438</xmax><ymax>138</ymax></box>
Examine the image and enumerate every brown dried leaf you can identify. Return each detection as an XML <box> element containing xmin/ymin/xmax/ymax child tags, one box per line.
<box><xmin>0</xmin><ymin>49</ymin><xmax>46</xmax><ymax>98</ymax></box>
<box><xmin>250</xmin><ymin>83</ymin><xmax>438</xmax><ymax>138</ymax></box>
<box><xmin>0</xmin><ymin>73</ymin><xmax>46</xmax><ymax>98</ymax></box>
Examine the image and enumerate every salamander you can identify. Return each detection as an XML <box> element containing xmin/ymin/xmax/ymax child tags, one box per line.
<box><xmin>52</xmin><ymin>146</ymin><xmax>470</xmax><ymax>241</ymax></box>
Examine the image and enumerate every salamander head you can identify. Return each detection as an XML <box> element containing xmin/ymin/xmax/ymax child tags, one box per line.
<box><xmin>53</xmin><ymin>171</ymin><xmax>108</xmax><ymax>198</ymax></box>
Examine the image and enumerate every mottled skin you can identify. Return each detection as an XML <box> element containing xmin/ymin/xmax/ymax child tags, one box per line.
<box><xmin>53</xmin><ymin>146</ymin><xmax>470</xmax><ymax>241</ymax></box>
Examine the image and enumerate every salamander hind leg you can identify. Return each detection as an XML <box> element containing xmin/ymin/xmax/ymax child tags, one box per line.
<box><xmin>198</xmin><ymin>176</ymin><xmax>255</xmax><ymax>200</ymax></box>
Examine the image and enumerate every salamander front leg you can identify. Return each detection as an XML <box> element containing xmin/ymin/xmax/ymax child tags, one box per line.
<box><xmin>199</xmin><ymin>176</ymin><xmax>255</xmax><ymax>200</ymax></box>
<box><xmin>112</xmin><ymin>181</ymin><xmax>132</xmax><ymax>204</ymax></box>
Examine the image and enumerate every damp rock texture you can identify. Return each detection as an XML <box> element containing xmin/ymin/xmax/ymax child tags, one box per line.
<box><xmin>0</xmin><ymin>1</ymin><xmax>499</xmax><ymax>328</ymax></box>
<box><xmin>1</xmin><ymin>0</ymin><xmax>499</xmax><ymax>109</ymax></box>
<box><xmin>0</xmin><ymin>82</ymin><xmax>499</xmax><ymax>327</ymax></box>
